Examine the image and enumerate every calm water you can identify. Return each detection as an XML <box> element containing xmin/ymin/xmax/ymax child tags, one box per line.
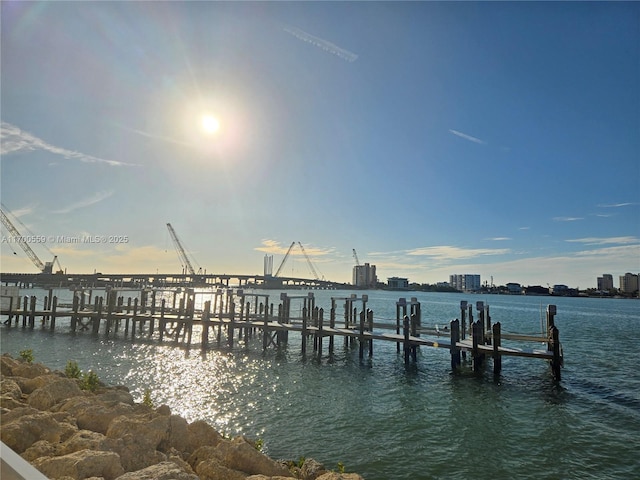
<box><xmin>2</xmin><ymin>288</ymin><xmax>639</xmax><ymax>479</ymax></box>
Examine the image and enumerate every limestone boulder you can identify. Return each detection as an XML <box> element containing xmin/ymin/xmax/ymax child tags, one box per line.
<box><xmin>18</xmin><ymin>372</ymin><xmax>66</xmax><ymax>394</ymax></box>
<box><xmin>114</xmin><ymin>461</ymin><xmax>199</xmax><ymax>480</ymax></box>
<box><xmin>10</xmin><ymin>360</ymin><xmax>50</xmax><ymax>379</ymax></box>
<box><xmin>32</xmin><ymin>449</ymin><xmax>125</xmax><ymax>480</ymax></box>
<box><xmin>1</xmin><ymin>378</ymin><xmax>23</xmax><ymax>399</ymax></box>
<box><xmin>28</xmin><ymin>378</ymin><xmax>84</xmax><ymax>411</ymax></box>
<box><xmin>61</xmin><ymin>430</ymin><xmax>109</xmax><ymax>454</ymax></box>
<box><xmin>96</xmin><ymin>388</ymin><xmax>134</xmax><ymax>406</ymax></box>
<box><xmin>59</xmin><ymin>396</ymin><xmax>135</xmax><ymax>434</ymax></box>
<box><xmin>215</xmin><ymin>436</ymin><xmax>294</xmax><ymax>478</ymax></box>
<box><xmin>158</xmin><ymin>414</ymin><xmax>190</xmax><ymax>453</ymax></box>
<box><xmin>21</xmin><ymin>440</ymin><xmax>61</xmax><ymax>462</ymax></box>
<box><xmin>1</xmin><ymin>410</ymin><xmax>76</xmax><ymax>453</ymax></box>
<box><xmin>301</xmin><ymin>458</ymin><xmax>328</xmax><ymax>480</ymax></box>
<box><xmin>316</xmin><ymin>473</ymin><xmax>365</xmax><ymax>480</ymax></box>
<box><xmin>106</xmin><ymin>414</ymin><xmax>169</xmax><ymax>450</ymax></box>
<box><xmin>186</xmin><ymin>419</ymin><xmax>224</xmax><ymax>453</ymax></box>
<box><xmin>195</xmin><ymin>456</ymin><xmax>249</xmax><ymax>480</ymax></box>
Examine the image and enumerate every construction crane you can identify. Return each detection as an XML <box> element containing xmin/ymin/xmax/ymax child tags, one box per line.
<box><xmin>273</xmin><ymin>241</ymin><xmax>323</xmax><ymax>280</ymax></box>
<box><xmin>352</xmin><ymin>249</ymin><xmax>360</xmax><ymax>266</ymax></box>
<box><xmin>166</xmin><ymin>223</ymin><xmax>202</xmax><ymax>276</ymax></box>
<box><xmin>274</xmin><ymin>241</ymin><xmax>296</xmax><ymax>277</ymax></box>
<box><xmin>0</xmin><ymin>206</ymin><xmax>61</xmax><ymax>274</ymax></box>
<box><xmin>297</xmin><ymin>242</ymin><xmax>320</xmax><ymax>280</ymax></box>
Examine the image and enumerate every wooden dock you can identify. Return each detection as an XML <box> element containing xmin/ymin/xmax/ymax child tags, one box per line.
<box><xmin>0</xmin><ymin>290</ymin><xmax>564</xmax><ymax>380</ymax></box>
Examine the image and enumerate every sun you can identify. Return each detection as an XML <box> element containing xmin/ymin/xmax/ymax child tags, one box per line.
<box><xmin>200</xmin><ymin>114</ymin><xmax>220</xmax><ymax>134</ymax></box>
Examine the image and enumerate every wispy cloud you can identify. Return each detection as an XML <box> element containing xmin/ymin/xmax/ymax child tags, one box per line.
<box><xmin>254</xmin><ymin>239</ymin><xmax>334</xmax><ymax>257</ymax></box>
<box><xmin>566</xmin><ymin>236</ymin><xmax>639</xmax><ymax>246</ymax></box>
<box><xmin>284</xmin><ymin>25</ymin><xmax>358</xmax><ymax>63</ymax></box>
<box><xmin>0</xmin><ymin>122</ymin><xmax>138</xmax><ymax>167</ymax></box>
<box><xmin>553</xmin><ymin>216</ymin><xmax>584</xmax><ymax>222</ymax></box>
<box><xmin>406</xmin><ymin>245</ymin><xmax>510</xmax><ymax>261</ymax></box>
<box><xmin>52</xmin><ymin>191</ymin><xmax>114</xmax><ymax>214</ymax></box>
<box><xmin>487</xmin><ymin>237</ymin><xmax>512</xmax><ymax>241</ymax></box>
<box><xmin>518</xmin><ymin>226</ymin><xmax>530</xmax><ymax>230</ymax></box>
<box><xmin>597</xmin><ymin>202</ymin><xmax>636</xmax><ymax>208</ymax></box>
<box><xmin>448</xmin><ymin>129</ymin><xmax>486</xmax><ymax>145</ymax></box>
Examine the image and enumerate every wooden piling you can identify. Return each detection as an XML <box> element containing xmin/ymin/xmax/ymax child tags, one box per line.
<box><xmin>50</xmin><ymin>296</ymin><xmax>58</xmax><ymax>331</ymax></box>
<box><xmin>93</xmin><ymin>297</ymin><xmax>103</xmax><ymax>334</ymax></box>
<box><xmin>201</xmin><ymin>300</ymin><xmax>211</xmax><ymax>349</ymax></box>
<box><xmin>450</xmin><ymin>319</ymin><xmax>461</xmax><ymax>371</ymax></box>
<box><xmin>159</xmin><ymin>299</ymin><xmax>166</xmax><ymax>341</ymax></box>
<box><xmin>550</xmin><ymin>325</ymin><xmax>561</xmax><ymax>381</ymax></box>
<box><xmin>317</xmin><ymin>308</ymin><xmax>324</xmax><ymax>358</ymax></box>
<box><xmin>492</xmin><ymin>322</ymin><xmax>502</xmax><ymax>375</ymax></box>
<box><xmin>29</xmin><ymin>296</ymin><xmax>36</xmax><ymax>329</ymax></box>
<box><xmin>403</xmin><ymin>315</ymin><xmax>410</xmax><ymax>365</ymax></box>
<box><xmin>367</xmin><ymin>309</ymin><xmax>374</xmax><ymax>357</ymax></box>
<box><xmin>359</xmin><ymin>309</ymin><xmax>365</xmax><ymax>359</ymax></box>
<box><xmin>71</xmin><ymin>295</ymin><xmax>79</xmax><ymax>332</ymax></box>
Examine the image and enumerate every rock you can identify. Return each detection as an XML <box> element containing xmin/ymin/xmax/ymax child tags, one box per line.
<box><xmin>1</xmin><ymin>378</ymin><xmax>23</xmax><ymax>399</ymax></box>
<box><xmin>96</xmin><ymin>388</ymin><xmax>135</xmax><ymax>406</ymax></box>
<box><xmin>114</xmin><ymin>461</ymin><xmax>199</xmax><ymax>480</ymax></box>
<box><xmin>11</xmin><ymin>360</ymin><xmax>50</xmax><ymax>379</ymax></box>
<box><xmin>316</xmin><ymin>473</ymin><xmax>365</xmax><ymax>480</ymax></box>
<box><xmin>156</xmin><ymin>404</ymin><xmax>171</xmax><ymax>416</ymax></box>
<box><xmin>32</xmin><ymin>449</ymin><xmax>125</xmax><ymax>480</ymax></box>
<box><xmin>106</xmin><ymin>414</ymin><xmax>169</xmax><ymax>450</ymax></box>
<box><xmin>186</xmin><ymin>419</ymin><xmax>224</xmax><ymax>453</ymax></box>
<box><xmin>61</xmin><ymin>430</ymin><xmax>109</xmax><ymax>454</ymax></box>
<box><xmin>22</xmin><ymin>440</ymin><xmax>61</xmax><ymax>461</ymax></box>
<box><xmin>187</xmin><ymin>445</ymin><xmax>218</xmax><ymax>469</ymax></box>
<box><xmin>159</xmin><ymin>414</ymin><xmax>190</xmax><ymax>453</ymax></box>
<box><xmin>1</xmin><ymin>410</ymin><xmax>76</xmax><ymax>453</ymax></box>
<box><xmin>246</xmin><ymin>476</ymin><xmax>298</xmax><ymax>480</ymax></box>
<box><xmin>195</xmin><ymin>456</ymin><xmax>249</xmax><ymax>480</ymax></box>
<box><xmin>301</xmin><ymin>458</ymin><xmax>328</xmax><ymax>480</ymax></box>
<box><xmin>215</xmin><ymin>436</ymin><xmax>294</xmax><ymax>478</ymax></box>
<box><xmin>59</xmin><ymin>396</ymin><xmax>135</xmax><ymax>434</ymax></box>
<box><xmin>28</xmin><ymin>378</ymin><xmax>84</xmax><ymax>411</ymax></box>
<box><xmin>19</xmin><ymin>372</ymin><xmax>66</xmax><ymax>394</ymax></box>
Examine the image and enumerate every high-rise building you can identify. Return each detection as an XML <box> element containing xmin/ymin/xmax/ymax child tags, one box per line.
<box><xmin>619</xmin><ymin>273</ymin><xmax>639</xmax><ymax>294</ymax></box>
<box><xmin>449</xmin><ymin>274</ymin><xmax>481</xmax><ymax>292</ymax></box>
<box><xmin>597</xmin><ymin>274</ymin><xmax>614</xmax><ymax>291</ymax></box>
<box><xmin>353</xmin><ymin>263</ymin><xmax>377</xmax><ymax>287</ymax></box>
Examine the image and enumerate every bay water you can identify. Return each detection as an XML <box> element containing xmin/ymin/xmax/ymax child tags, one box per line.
<box><xmin>2</xmin><ymin>288</ymin><xmax>638</xmax><ymax>479</ymax></box>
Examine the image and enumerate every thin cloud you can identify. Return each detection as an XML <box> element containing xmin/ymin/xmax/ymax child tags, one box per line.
<box><xmin>487</xmin><ymin>237</ymin><xmax>512</xmax><ymax>241</ymax></box>
<box><xmin>284</xmin><ymin>25</ymin><xmax>358</xmax><ymax>63</ymax></box>
<box><xmin>518</xmin><ymin>226</ymin><xmax>531</xmax><ymax>230</ymax></box>
<box><xmin>406</xmin><ymin>245</ymin><xmax>510</xmax><ymax>261</ymax></box>
<box><xmin>52</xmin><ymin>191</ymin><xmax>114</xmax><ymax>214</ymax></box>
<box><xmin>0</xmin><ymin>122</ymin><xmax>138</xmax><ymax>167</ymax></box>
<box><xmin>254</xmin><ymin>239</ymin><xmax>333</xmax><ymax>256</ymax></box>
<box><xmin>448</xmin><ymin>129</ymin><xmax>486</xmax><ymax>145</ymax></box>
<box><xmin>553</xmin><ymin>216</ymin><xmax>584</xmax><ymax>222</ymax></box>
<box><xmin>597</xmin><ymin>202</ymin><xmax>636</xmax><ymax>208</ymax></box>
<box><xmin>566</xmin><ymin>236</ymin><xmax>639</xmax><ymax>246</ymax></box>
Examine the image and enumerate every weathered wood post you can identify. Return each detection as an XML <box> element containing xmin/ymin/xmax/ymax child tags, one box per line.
<box><xmin>477</xmin><ymin>302</ymin><xmax>485</xmax><ymax>345</ymax></box>
<box><xmin>468</xmin><ymin>303</ymin><xmax>474</xmax><ymax>338</ymax></box>
<box><xmin>460</xmin><ymin>300</ymin><xmax>468</xmax><ymax>360</ymax></box>
<box><xmin>159</xmin><ymin>299</ymin><xmax>166</xmax><ymax>341</ymax></box>
<box><xmin>131</xmin><ymin>298</ymin><xmax>139</xmax><ymax>338</ymax></box>
<box><xmin>403</xmin><ymin>315</ymin><xmax>411</xmax><ymax>365</ymax></box>
<box><xmin>410</xmin><ymin>298</ymin><xmax>421</xmax><ymax>338</ymax></box>
<box><xmin>124</xmin><ymin>297</ymin><xmax>132</xmax><ymax>335</ymax></box>
<box><xmin>105</xmin><ymin>292</ymin><xmax>116</xmax><ymax>336</ymax></box>
<box><xmin>410</xmin><ymin>313</ymin><xmax>418</xmax><ymax>362</ymax></box>
<box><xmin>396</xmin><ymin>298</ymin><xmax>407</xmax><ymax>353</ymax></box>
<box><xmin>21</xmin><ymin>296</ymin><xmax>28</xmax><ymax>328</ymax></box>
<box><xmin>550</xmin><ymin>325</ymin><xmax>562</xmax><ymax>381</ymax></box>
<box><xmin>485</xmin><ymin>305</ymin><xmax>492</xmax><ymax>345</ymax></box>
<box><xmin>201</xmin><ymin>300</ymin><xmax>211</xmax><ymax>349</ymax></box>
<box><xmin>29</xmin><ymin>295</ymin><xmax>36</xmax><ymax>329</ymax></box>
<box><xmin>228</xmin><ymin>300</ymin><xmax>236</xmax><ymax>348</ymax></box>
<box><xmin>93</xmin><ymin>297</ymin><xmax>103</xmax><ymax>334</ymax></box>
<box><xmin>43</xmin><ymin>295</ymin><xmax>49</xmax><ymax>326</ymax></box>
<box><xmin>450</xmin><ymin>319</ymin><xmax>461</xmax><ymax>371</ymax></box>
<box><xmin>50</xmin><ymin>296</ymin><xmax>58</xmax><ymax>331</ymax></box>
<box><xmin>359</xmin><ymin>309</ymin><xmax>365</xmax><ymax>359</ymax></box>
<box><xmin>150</xmin><ymin>290</ymin><xmax>157</xmax><ymax>316</ymax></box>
<box><xmin>262</xmin><ymin>302</ymin><xmax>270</xmax><ymax>352</ymax></box>
<box><xmin>472</xmin><ymin>320</ymin><xmax>483</xmax><ymax>372</ymax></box>
<box><xmin>329</xmin><ymin>305</ymin><xmax>336</xmax><ymax>354</ymax></box>
<box><xmin>301</xmin><ymin>306</ymin><xmax>308</xmax><ymax>355</ymax></box>
<box><xmin>317</xmin><ymin>308</ymin><xmax>324</xmax><ymax>358</ymax></box>
<box><xmin>71</xmin><ymin>294</ymin><xmax>79</xmax><ymax>332</ymax></box>
<box><xmin>367</xmin><ymin>309</ymin><xmax>374</xmax><ymax>357</ymax></box>
<box><xmin>492</xmin><ymin>322</ymin><xmax>502</xmax><ymax>375</ymax></box>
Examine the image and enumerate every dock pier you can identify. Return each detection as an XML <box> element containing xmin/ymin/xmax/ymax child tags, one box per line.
<box><xmin>1</xmin><ymin>290</ymin><xmax>563</xmax><ymax>381</ymax></box>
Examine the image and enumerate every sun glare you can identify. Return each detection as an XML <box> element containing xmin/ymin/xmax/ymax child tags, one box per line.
<box><xmin>201</xmin><ymin>114</ymin><xmax>220</xmax><ymax>134</ymax></box>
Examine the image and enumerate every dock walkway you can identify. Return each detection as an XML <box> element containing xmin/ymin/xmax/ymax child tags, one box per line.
<box><xmin>1</xmin><ymin>290</ymin><xmax>563</xmax><ymax>380</ymax></box>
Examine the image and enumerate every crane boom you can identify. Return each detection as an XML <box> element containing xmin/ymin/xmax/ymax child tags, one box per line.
<box><xmin>298</xmin><ymin>242</ymin><xmax>320</xmax><ymax>280</ymax></box>
<box><xmin>1</xmin><ymin>207</ymin><xmax>46</xmax><ymax>272</ymax></box>
<box><xmin>166</xmin><ymin>223</ymin><xmax>196</xmax><ymax>276</ymax></box>
<box><xmin>352</xmin><ymin>249</ymin><xmax>360</xmax><ymax>266</ymax></box>
<box><xmin>274</xmin><ymin>241</ymin><xmax>296</xmax><ymax>277</ymax></box>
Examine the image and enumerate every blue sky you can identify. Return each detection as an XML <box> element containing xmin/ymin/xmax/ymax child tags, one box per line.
<box><xmin>1</xmin><ymin>1</ymin><xmax>638</xmax><ymax>288</ymax></box>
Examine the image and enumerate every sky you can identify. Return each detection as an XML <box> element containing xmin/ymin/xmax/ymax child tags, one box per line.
<box><xmin>1</xmin><ymin>1</ymin><xmax>639</xmax><ymax>289</ymax></box>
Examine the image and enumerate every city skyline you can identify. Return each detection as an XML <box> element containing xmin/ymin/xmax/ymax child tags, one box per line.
<box><xmin>1</xmin><ymin>2</ymin><xmax>639</xmax><ymax>288</ymax></box>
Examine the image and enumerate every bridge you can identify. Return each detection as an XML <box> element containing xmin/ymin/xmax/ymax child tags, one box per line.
<box><xmin>0</xmin><ymin>272</ymin><xmax>348</xmax><ymax>290</ymax></box>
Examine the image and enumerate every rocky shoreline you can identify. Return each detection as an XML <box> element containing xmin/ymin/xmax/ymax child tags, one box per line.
<box><xmin>0</xmin><ymin>354</ymin><xmax>364</xmax><ymax>480</ymax></box>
